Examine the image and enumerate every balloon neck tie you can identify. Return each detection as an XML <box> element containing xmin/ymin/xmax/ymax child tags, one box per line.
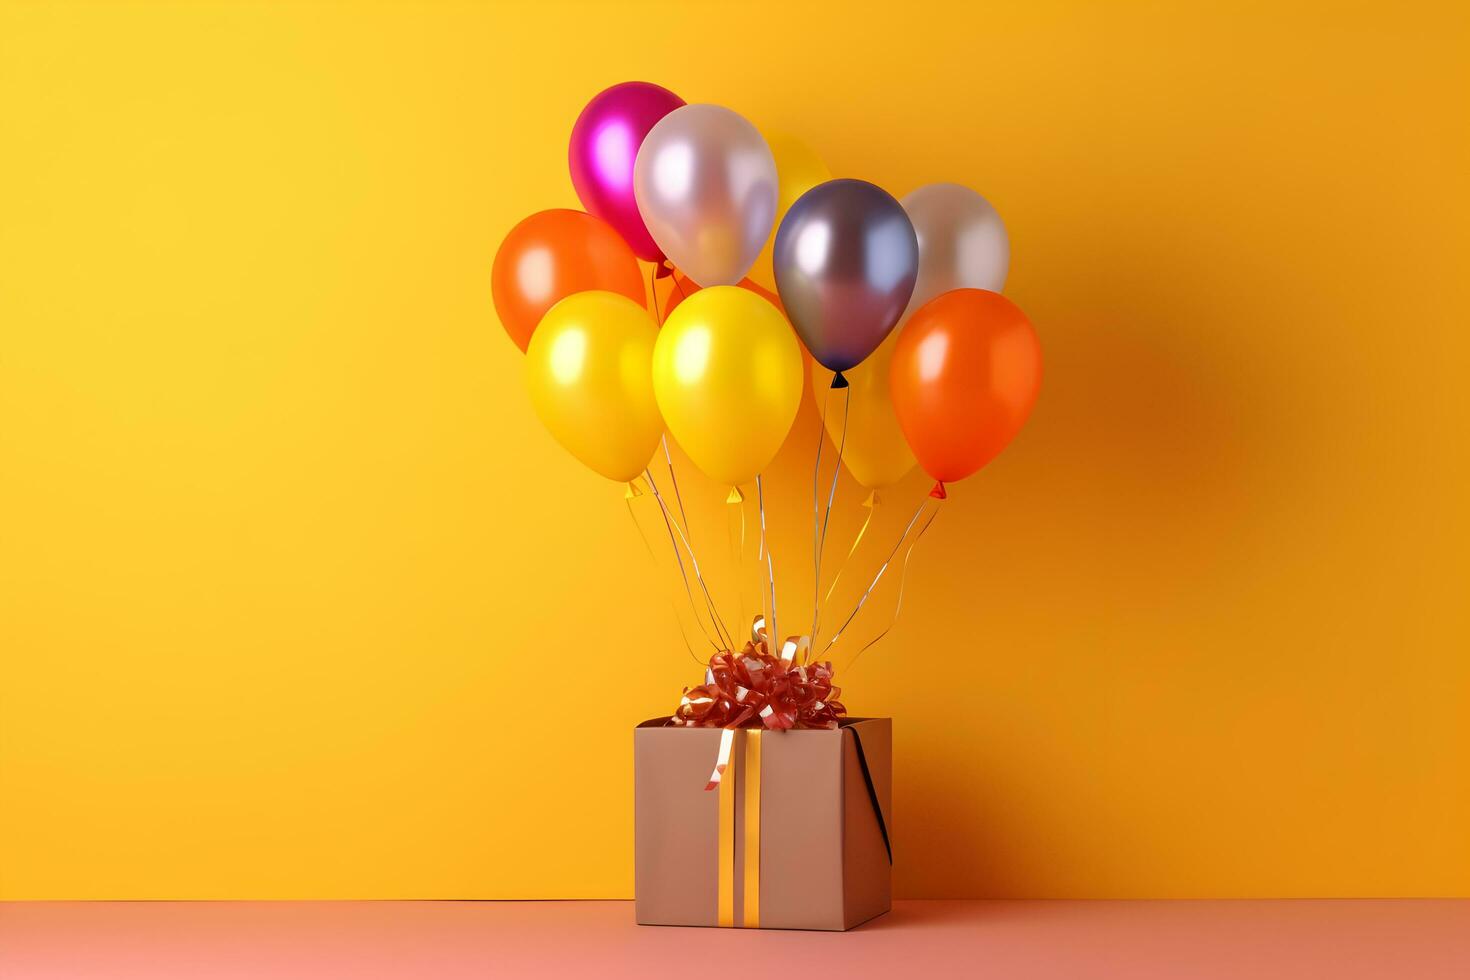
<box><xmin>726</xmin><ymin>486</ymin><xmax>745</xmax><ymax>504</ymax></box>
<box><xmin>655</xmin><ymin>259</ymin><xmax>675</xmax><ymax>279</ymax></box>
<box><xmin>830</xmin><ymin>371</ymin><xmax>850</xmax><ymax>389</ymax></box>
<box><xmin>928</xmin><ymin>481</ymin><xmax>947</xmax><ymax>500</ymax></box>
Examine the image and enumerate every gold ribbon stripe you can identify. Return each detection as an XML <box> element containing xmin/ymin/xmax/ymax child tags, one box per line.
<box><xmin>742</xmin><ymin>729</ymin><xmax>761</xmax><ymax>928</ymax></box>
<box><xmin>714</xmin><ymin>728</ymin><xmax>764</xmax><ymax>928</ymax></box>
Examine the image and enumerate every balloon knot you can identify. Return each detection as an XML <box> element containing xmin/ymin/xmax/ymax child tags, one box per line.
<box><xmin>655</xmin><ymin>259</ymin><xmax>675</xmax><ymax>279</ymax></box>
<box><xmin>928</xmin><ymin>481</ymin><xmax>947</xmax><ymax>500</ymax></box>
<box><xmin>726</xmin><ymin>486</ymin><xmax>745</xmax><ymax>504</ymax></box>
<box><xmin>831</xmin><ymin>371</ymin><xmax>850</xmax><ymax>389</ymax></box>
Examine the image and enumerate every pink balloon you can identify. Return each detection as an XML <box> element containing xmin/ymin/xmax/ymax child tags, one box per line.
<box><xmin>568</xmin><ymin>82</ymin><xmax>685</xmax><ymax>263</ymax></box>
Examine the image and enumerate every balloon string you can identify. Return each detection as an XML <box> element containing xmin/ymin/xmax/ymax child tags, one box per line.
<box><xmin>842</xmin><ymin>500</ymin><xmax>943</xmax><ymax>670</ymax></box>
<box><xmin>649</xmin><ymin>469</ymin><xmax>734</xmax><ymax>652</ymax></box>
<box><xmin>741</xmin><ymin>493</ymin><xmax>751</xmax><ymax>623</ymax></box>
<box><xmin>649</xmin><ymin>265</ymin><xmax>662</xmax><ymax>325</ymax></box>
<box><xmin>638</xmin><ymin>471</ymin><xmax>722</xmax><ymax>654</ymax></box>
<box><xmin>809</xmin><ymin>385</ymin><xmax>851</xmax><ymax>658</ymax></box>
<box><xmin>652</xmin><ymin>269</ymin><xmax>729</xmax><ymax>652</ymax></box>
<box><xmin>659</xmin><ymin>433</ymin><xmax>712</xmax><ymax>636</ymax></box>
<box><xmin>810</xmin><ymin>386</ymin><xmax>829</xmax><ymax>656</ymax></box>
<box><xmin>645</xmin><ymin>467</ymin><xmax>735</xmax><ymax>651</ymax></box>
<box><xmin>726</xmin><ymin>496</ymin><xmax>749</xmax><ymax>627</ymax></box>
<box><xmin>741</xmin><ymin>490</ymin><xmax>746</xmax><ymax>558</ymax></box>
<box><xmin>757</xmin><ymin>474</ymin><xmax>777</xmax><ymax>651</ymax></box>
<box><xmin>820</xmin><ymin>495</ymin><xmax>938</xmax><ymax>657</ymax></box>
<box><xmin>823</xmin><ymin>491</ymin><xmax>878</xmax><ymax>606</ymax></box>
<box><xmin>740</xmin><ymin>492</ymin><xmax>748</xmax><ymax>624</ymax></box>
<box><xmin>645</xmin><ymin>262</ymin><xmax>722</xmax><ymax>653</ymax></box>
<box><xmin>626</xmin><ymin>494</ymin><xmax>706</xmax><ymax>664</ymax></box>
<box><xmin>660</xmin><ymin>436</ymin><xmax>694</xmax><ymax>548</ymax></box>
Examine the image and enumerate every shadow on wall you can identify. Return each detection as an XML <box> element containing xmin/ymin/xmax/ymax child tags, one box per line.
<box><xmin>644</xmin><ymin>211</ymin><xmax>1295</xmax><ymax>898</ymax></box>
<box><xmin>856</xmin><ymin>280</ymin><xmax>1276</xmax><ymax>897</ymax></box>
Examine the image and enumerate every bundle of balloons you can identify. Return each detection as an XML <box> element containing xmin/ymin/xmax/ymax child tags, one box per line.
<box><xmin>493</xmin><ymin>81</ymin><xmax>1042</xmax><ymax>659</ymax></box>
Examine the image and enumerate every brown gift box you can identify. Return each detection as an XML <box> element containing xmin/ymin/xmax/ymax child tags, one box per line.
<box><xmin>634</xmin><ymin>717</ymin><xmax>892</xmax><ymax>931</ymax></box>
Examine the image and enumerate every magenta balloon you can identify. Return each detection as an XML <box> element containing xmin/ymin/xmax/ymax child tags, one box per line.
<box><xmin>568</xmin><ymin>82</ymin><xmax>685</xmax><ymax>263</ymax></box>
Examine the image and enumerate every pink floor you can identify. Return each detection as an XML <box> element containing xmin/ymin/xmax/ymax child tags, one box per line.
<box><xmin>2</xmin><ymin>899</ymin><xmax>1467</xmax><ymax>978</ymax></box>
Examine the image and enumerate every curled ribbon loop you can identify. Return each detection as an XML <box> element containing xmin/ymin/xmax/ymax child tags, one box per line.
<box><xmin>705</xmin><ymin>728</ymin><xmax>736</xmax><ymax>792</ymax></box>
<box><xmin>673</xmin><ymin>624</ymin><xmax>846</xmax><ymax>755</ymax></box>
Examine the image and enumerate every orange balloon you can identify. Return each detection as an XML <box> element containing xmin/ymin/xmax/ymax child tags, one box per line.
<box><xmin>889</xmin><ymin>289</ymin><xmax>1042</xmax><ymax>486</ymax></box>
<box><xmin>492</xmin><ymin>209</ymin><xmax>647</xmax><ymax>351</ymax></box>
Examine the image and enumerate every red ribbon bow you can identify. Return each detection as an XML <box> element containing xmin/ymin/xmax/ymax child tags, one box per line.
<box><xmin>673</xmin><ymin>630</ymin><xmax>846</xmax><ymax>731</ymax></box>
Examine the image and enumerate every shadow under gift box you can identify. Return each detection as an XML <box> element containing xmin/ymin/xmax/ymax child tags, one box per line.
<box><xmin>634</xmin><ymin>717</ymin><xmax>892</xmax><ymax>931</ymax></box>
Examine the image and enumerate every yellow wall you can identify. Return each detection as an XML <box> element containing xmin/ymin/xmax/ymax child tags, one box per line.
<box><xmin>2</xmin><ymin>1</ymin><xmax>1467</xmax><ymax>900</ymax></box>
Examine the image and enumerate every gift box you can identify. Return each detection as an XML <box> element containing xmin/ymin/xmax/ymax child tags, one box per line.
<box><xmin>634</xmin><ymin>717</ymin><xmax>892</xmax><ymax>930</ymax></box>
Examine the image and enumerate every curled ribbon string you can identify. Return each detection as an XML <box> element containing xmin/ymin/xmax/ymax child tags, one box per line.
<box><xmin>640</xmin><ymin>470</ymin><xmax>722</xmax><ymax>653</ymax></box>
<box><xmin>646</xmin><ymin>468</ymin><xmax>735</xmax><ymax>650</ymax></box>
<box><xmin>707</xmin><ymin>727</ymin><xmax>736</xmax><ymax>791</ymax></box>
<box><xmin>843</xmin><ymin>498</ymin><xmax>943</xmax><ymax>669</ymax></box>
<box><xmin>657</xmin><ymin>430</ymin><xmax>733</xmax><ymax>648</ymax></box>
<box><xmin>726</xmin><ymin>492</ymin><xmax>750</xmax><ymax>628</ymax></box>
<box><xmin>636</xmin><ymin>264</ymin><xmax>724</xmax><ymax>657</ymax></box>
<box><xmin>811</xmin><ymin>387</ymin><xmax>823</xmax><ymax>646</ymax></box>
<box><xmin>672</xmin><ymin>623</ymin><xmax>846</xmax><ymax>790</ymax></box>
<box><xmin>650</xmin><ymin>276</ymin><xmax>715</xmax><ymax>646</ymax></box>
<box><xmin>810</xmin><ymin>385</ymin><xmax>851</xmax><ymax>658</ymax></box>
<box><xmin>757</xmin><ymin>475</ymin><xmax>777</xmax><ymax>650</ymax></box>
<box><xmin>625</xmin><ymin>492</ymin><xmax>707</xmax><ymax>663</ymax></box>
<box><xmin>659</xmin><ymin>435</ymin><xmax>706</xmax><ymax>613</ymax></box>
<box><xmin>650</xmin><ymin>264</ymin><xmax>662</xmax><ymax>325</ymax></box>
<box><xmin>739</xmin><ymin>491</ymin><xmax>748</xmax><ymax>618</ymax></box>
<box><xmin>821</xmin><ymin>495</ymin><xmax>938</xmax><ymax>656</ymax></box>
<box><xmin>810</xmin><ymin>386</ymin><xmax>828</xmax><ymax>651</ymax></box>
<box><xmin>822</xmin><ymin>490</ymin><xmax>878</xmax><ymax>607</ymax></box>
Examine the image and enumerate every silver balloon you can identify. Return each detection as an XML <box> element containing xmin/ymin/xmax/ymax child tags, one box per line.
<box><xmin>900</xmin><ymin>183</ymin><xmax>1009</xmax><ymax>321</ymax></box>
<box><xmin>633</xmin><ymin>104</ymin><xmax>777</xmax><ymax>287</ymax></box>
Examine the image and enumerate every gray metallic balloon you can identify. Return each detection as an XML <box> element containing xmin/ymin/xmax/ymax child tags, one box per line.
<box><xmin>773</xmin><ymin>179</ymin><xmax>918</xmax><ymax>377</ymax></box>
<box><xmin>900</xmin><ymin>183</ymin><xmax>1010</xmax><ymax>322</ymax></box>
<box><xmin>632</xmin><ymin>103</ymin><xmax>778</xmax><ymax>287</ymax></box>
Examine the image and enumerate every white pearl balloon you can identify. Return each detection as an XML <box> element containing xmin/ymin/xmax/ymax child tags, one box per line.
<box><xmin>900</xmin><ymin>183</ymin><xmax>1010</xmax><ymax>322</ymax></box>
<box><xmin>633</xmin><ymin>104</ymin><xmax>778</xmax><ymax>287</ymax></box>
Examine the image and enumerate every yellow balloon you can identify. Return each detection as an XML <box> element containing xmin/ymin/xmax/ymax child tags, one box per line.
<box><xmin>525</xmin><ymin>291</ymin><xmax>662</xmax><ymax>483</ymax></box>
<box><xmin>813</xmin><ymin>329</ymin><xmax>917</xmax><ymax>489</ymax></box>
<box><xmin>652</xmin><ymin>286</ymin><xmax>803</xmax><ymax>489</ymax></box>
<box><xmin>749</xmin><ymin>131</ymin><xmax>831</xmax><ymax>289</ymax></box>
